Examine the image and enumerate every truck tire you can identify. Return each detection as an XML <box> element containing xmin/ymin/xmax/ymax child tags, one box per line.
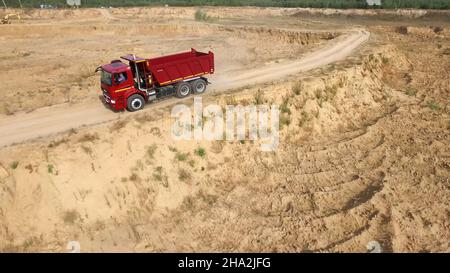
<box><xmin>176</xmin><ymin>82</ymin><xmax>191</xmax><ymax>98</ymax></box>
<box><xmin>127</xmin><ymin>94</ymin><xmax>145</xmax><ymax>112</ymax></box>
<box><xmin>191</xmin><ymin>79</ymin><xmax>207</xmax><ymax>94</ymax></box>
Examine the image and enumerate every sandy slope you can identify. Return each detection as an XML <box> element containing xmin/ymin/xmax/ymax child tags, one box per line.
<box><xmin>0</xmin><ymin>29</ymin><xmax>368</xmax><ymax>148</ymax></box>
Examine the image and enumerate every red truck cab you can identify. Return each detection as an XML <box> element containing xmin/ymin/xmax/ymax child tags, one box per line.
<box><xmin>97</xmin><ymin>49</ymin><xmax>214</xmax><ymax>112</ymax></box>
<box><xmin>100</xmin><ymin>60</ymin><xmax>147</xmax><ymax>111</ymax></box>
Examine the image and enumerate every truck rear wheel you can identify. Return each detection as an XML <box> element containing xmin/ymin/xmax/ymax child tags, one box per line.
<box><xmin>176</xmin><ymin>82</ymin><xmax>191</xmax><ymax>98</ymax></box>
<box><xmin>127</xmin><ymin>94</ymin><xmax>145</xmax><ymax>112</ymax></box>
<box><xmin>191</xmin><ymin>79</ymin><xmax>207</xmax><ymax>94</ymax></box>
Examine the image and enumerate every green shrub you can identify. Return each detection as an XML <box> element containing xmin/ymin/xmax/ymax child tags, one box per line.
<box><xmin>195</xmin><ymin>147</ymin><xmax>206</xmax><ymax>157</ymax></box>
<box><xmin>292</xmin><ymin>81</ymin><xmax>303</xmax><ymax>95</ymax></box>
<box><xmin>427</xmin><ymin>101</ymin><xmax>441</xmax><ymax>110</ymax></box>
<box><xmin>10</xmin><ymin>161</ymin><xmax>19</xmax><ymax>170</ymax></box>
<box><xmin>195</xmin><ymin>10</ymin><xmax>215</xmax><ymax>22</ymax></box>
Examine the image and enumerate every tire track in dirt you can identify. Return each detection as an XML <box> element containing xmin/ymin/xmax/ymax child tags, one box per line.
<box><xmin>228</xmin><ymin>103</ymin><xmax>398</xmax><ymax>251</ymax></box>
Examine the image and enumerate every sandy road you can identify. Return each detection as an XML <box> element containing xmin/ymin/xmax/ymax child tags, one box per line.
<box><xmin>0</xmin><ymin>29</ymin><xmax>369</xmax><ymax>148</ymax></box>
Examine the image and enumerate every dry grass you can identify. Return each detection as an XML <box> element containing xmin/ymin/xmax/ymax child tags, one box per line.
<box><xmin>298</xmin><ymin>111</ymin><xmax>311</xmax><ymax>127</ymax></box>
<box><xmin>210</xmin><ymin>141</ymin><xmax>224</xmax><ymax>154</ymax></box>
<box><xmin>292</xmin><ymin>81</ymin><xmax>304</xmax><ymax>95</ymax></box>
<box><xmin>129</xmin><ymin>173</ymin><xmax>141</xmax><ymax>182</ymax></box>
<box><xmin>280</xmin><ymin>95</ymin><xmax>291</xmax><ymax>114</ymax></box>
<box><xmin>78</xmin><ymin>133</ymin><xmax>99</xmax><ymax>143</ymax></box>
<box><xmin>147</xmin><ymin>144</ymin><xmax>158</xmax><ymax>159</ymax></box>
<box><xmin>150</xmin><ymin>127</ymin><xmax>162</xmax><ymax>137</ymax></box>
<box><xmin>175</xmin><ymin>152</ymin><xmax>189</xmax><ymax>161</ymax></box>
<box><xmin>48</xmin><ymin>137</ymin><xmax>69</xmax><ymax>148</ymax></box>
<box><xmin>110</xmin><ymin>119</ymin><xmax>128</xmax><ymax>132</ymax></box>
<box><xmin>81</xmin><ymin>145</ymin><xmax>93</xmax><ymax>155</ymax></box>
<box><xmin>195</xmin><ymin>9</ymin><xmax>216</xmax><ymax>22</ymax></box>
<box><xmin>178</xmin><ymin>168</ymin><xmax>191</xmax><ymax>181</ymax></box>
<box><xmin>153</xmin><ymin>166</ymin><xmax>168</xmax><ymax>187</ymax></box>
<box><xmin>253</xmin><ymin>89</ymin><xmax>266</xmax><ymax>105</ymax></box>
<box><xmin>280</xmin><ymin>114</ymin><xmax>291</xmax><ymax>128</ymax></box>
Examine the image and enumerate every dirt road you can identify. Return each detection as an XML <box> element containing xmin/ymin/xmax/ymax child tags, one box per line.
<box><xmin>0</xmin><ymin>29</ymin><xmax>369</xmax><ymax>148</ymax></box>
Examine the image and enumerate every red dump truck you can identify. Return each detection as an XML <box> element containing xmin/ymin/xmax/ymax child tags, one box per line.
<box><xmin>96</xmin><ymin>48</ymin><xmax>215</xmax><ymax>111</ymax></box>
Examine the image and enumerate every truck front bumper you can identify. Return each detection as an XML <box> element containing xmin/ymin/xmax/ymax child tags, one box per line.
<box><xmin>103</xmin><ymin>92</ymin><xmax>125</xmax><ymax>111</ymax></box>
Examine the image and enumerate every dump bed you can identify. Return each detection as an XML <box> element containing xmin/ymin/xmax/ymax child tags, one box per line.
<box><xmin>147</xmin><ymin>48</ymin><xmax>214</xmax><ymax>86</ymax></box>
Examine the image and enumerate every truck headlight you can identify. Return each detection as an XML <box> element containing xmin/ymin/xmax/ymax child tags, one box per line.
<box><xmin>110</xmin><ymin>100</ymin><xmax>116</xmax><ymax>104</ymax></box>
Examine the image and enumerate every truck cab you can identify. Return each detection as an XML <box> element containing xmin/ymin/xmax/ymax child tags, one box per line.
<box><xmin>99</xmin><ymin>60</ymin><xmax>148</xmax><ymax>111</ymax></box>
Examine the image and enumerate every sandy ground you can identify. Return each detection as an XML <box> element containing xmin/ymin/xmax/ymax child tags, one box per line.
<box><xmin>0</xmin><ymin>7</ymin><xmax>449</xmax><ymax>252</ymax></box>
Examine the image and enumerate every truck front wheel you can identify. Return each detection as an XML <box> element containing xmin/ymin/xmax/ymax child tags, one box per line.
<box><xmin>191</xmin><ymin>79</ymin><xmax>207</xmax><ymax>94</ymax></box>
<box><xmin>127</xmin><ymin>94</ymin><xmax>145</xmax><ymax>112</ymax></box>
<box><xmin>176</xmin><ymin>82</ymin><xmax>191</xmax><ymax>98</ymax></box>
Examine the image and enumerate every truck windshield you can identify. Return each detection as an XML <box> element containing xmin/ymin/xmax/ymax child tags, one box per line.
<box><xmin>101</xmin><ymin>70</ymin><xmax>112</xmax><ymax>85</ymax></box>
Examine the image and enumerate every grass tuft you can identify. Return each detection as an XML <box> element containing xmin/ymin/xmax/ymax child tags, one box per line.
<box><xmin>194</xmin><ymin>147</ymin><xmax>206</xmax><ymax>157</ymax></box>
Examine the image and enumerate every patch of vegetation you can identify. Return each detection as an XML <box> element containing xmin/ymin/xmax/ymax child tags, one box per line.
<box><xmin>47</xmin><ymin>164</ymin><xmax>54</xmax><ymax>174</ymax></box>
<box><xmin>280</xmin><ymin>96</ymin><xmax>291</xmax><ymax>114</ymax></box>
<box><xmin>253</xmin><ymin>89</ymin><xmax>266</xmax><ymax>105</ymax></box>
<box><xmin>405</xmin><ymin>87</ymin><xmax>417</xmax><ymax>97</ymax></box>
<box><xmin>153</xmin><ymin>166</ymin><xmax>168</xmax><ymax>187</ymax></box>
<box><xmin>395</xmin><ymin>26</ymin><xmax>408</xmax><ymax>35</ymax></box>
<box><xmin>62</xmin><ymin>209</ymin><xmax>80</xmax><ymax>225</ymax></box>
<box><xmin>22</xmin><ymin>236</ymin><xmax>43</xmax><ymax>250</ymax></box>
<box><xmin>129</xmin><ymin>173</ymin><xmax>141</xmax><ymax>182</ymax></box>
<box><xmin>175</xmin><ymin>151</ymin><xmax>189</xmax><ymax>161</ymax></box>
<box><xmin>324</xmin><ymin>84</ymin><xmax>338</xmax><ymax>99</ymax></box>
<box><xmin>48</xmin><ymin>137</ymin><xmax>69</xmax><ymax>148</ymax></box>
<box><xmin>81</xmin><ymin>145</ymin><xmax>93</xmax><ymax>155</ymax></box>
<box><xmin>441</xmin><ymin>48</ymin><xmax>450</xmax><ymax>56</ymax></box>
<box><xmin>210</xmin><ymin>141</ymin><xmax>224</xmax><ymax>154</ymax></box>
<box><xmin>280</xmin><ymin>114</ymin><xmax>291</xmax><ymax>128</ymax></box>
<box><xmin>224</xmin><ymin>95</ymin><xmax>238</xmax><ymax>107</ymax></box>
<box><xmin>178</xmin><ymin>168</ymin><xmax>191</xmax><ymax>181</ymax></box>
<box><xmin>195</xmin><ymin>9</ymin><xmax>215</xmax><ymax>22</ymax></box>
<box><xmin>292</xmin><ymin>81</ymin><xmax>303</xmax><ymax>95</ymax></box>
<box><xmin>147</xmin><ymin>144</ymin><xmax>157</xmax><ymax>159</ymax></box>
<box><xmin>110</xmin><ymin>119</ymin><xmax>127</xmax><ymax>132</ymax></box>
<box><xmin>427</xmin><ymin>101</ymin><xmax>441</xmax><ymax>111</ymax></box>
<box><xmin>194</xmin><ymin>147</ymin><xmax>206</xmax><ymax>158</ymax></box>
<box><xmin>433</xmin><ymin>26</ymin><xmax>443</xmax><ymax>34</ymax></box>
<box><xmin>197</xmin><ymin>190</ymin><xmax>218</xmax><ymax>206</ymax></box>
<box><xmin>10</xmin><ymin>161</ymin><xmax>19</xmax><ymax>170</ymax></box>
<box><xmin>78</xmin><ymin>133</ymin><xmax>99</xmax><ymax>143</ymax></box>
<box><xmin>25</xmin><ymin>164</ymin><xmax>33</xmax><ymax>173</ymax></box>
<box><xmin>168</xmin><ymin>146</ymin><xmax>178</xmax><ymax>153</ymax></box>
<box><xmin>150</xmin><ymin>127</ymin><xmax>161</xmax><ymax>137</ymax></box>
<box><xmin>298</xmin><ymin>111</ymin><xmax>311</xmax><ymax>127</ymax></box>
